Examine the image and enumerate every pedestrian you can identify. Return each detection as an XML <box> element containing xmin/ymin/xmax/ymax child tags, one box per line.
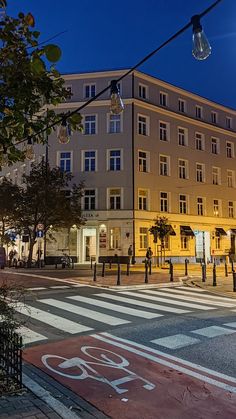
<box><xmin>9</xmin><ymin>249</ymin><xmax>14</xmax><ymax>267</ymax></box>
<box><xmin>146</xmin><ymin>247</ymin><xmax>153</xmax><ymax>267</ymax></box>
<box><xmin>128</xmin><ymin>245</ymin><xmax>133</xmax><ymax>264</ymax></box>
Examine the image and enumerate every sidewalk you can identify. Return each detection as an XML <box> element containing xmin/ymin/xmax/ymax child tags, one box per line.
<box><xmin>187</xmin><ymin>274</ymin><xmax>236</xmax><ymax>298</ymax></box>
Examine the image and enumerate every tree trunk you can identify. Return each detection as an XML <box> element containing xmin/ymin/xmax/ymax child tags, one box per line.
<box><xmin>27</xmin><ymin>231</ymin><xmax>36</xmax><ymax>268</ymax></box>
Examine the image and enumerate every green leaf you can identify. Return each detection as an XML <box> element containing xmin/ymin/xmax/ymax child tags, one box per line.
<box><xmin>44</xmin><ymin>44</ymin><xmax>61</xmax><ymax>62</ymax></box>
<box><xmin>69</xmin><ymin>113</ymin><xmax>82</xmax><ymax>124</ymax></box>
<box><xmin>30</xmin><ymin>57</ymin><xmax>45</xmax><ymax>74</ymax></box>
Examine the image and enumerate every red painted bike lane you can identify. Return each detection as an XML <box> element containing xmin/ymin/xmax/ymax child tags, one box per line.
<box><xmin>23</xmin><ymin>333</ymin><xmax>236</xmax><ymax>419</ymax></box>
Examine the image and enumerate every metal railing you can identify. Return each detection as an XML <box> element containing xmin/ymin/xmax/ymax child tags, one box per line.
<box><xmin>0</xmin><ymin>324</ymin><xmax>22</xmax><ymax>392</ymax></box>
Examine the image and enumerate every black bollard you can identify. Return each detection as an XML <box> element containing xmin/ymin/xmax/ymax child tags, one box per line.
<box><xmin>201</xmin><ymin>263</ymin><xmax>206</xmax><ymax>282</ymax></box>
<box><xmin>231</xmin><ymin>259</ymin><xmax>234</xmax><ymax>273</ymax></box>
<box><xmin>93</xmin><ymin>262</ymin><xmax>97</xmax><ymax>282</ymax></box>
<box><xmin>225</xmin><ymin>262</ymin><xmax>228</xmax><ymax>277</ymax></box>
<box><xmin>109</xmin><ymin>260</ymin><xmax>112</xmax><ymax>269</ymax></box>
<box><xmin>170</xmin><ymin>262</ymin><xmax>173</xmax><ymax>282</ymax></box>
<box><xmin>102</xmin><ymin>262</ymin><xmax>105</xmax><ymax>277</ymax></box>
<box><xmin>117</xmin><ymin>263</ymin><xmax>121</xmax><ymax>286</ymax></box>
<box><xmin>126</xmin><ymin>262</ymin><xmax>130</xmax><ymax>276</ymax></box>
<box><xmin>145</xmin><ymin>261</ymin><xmax>148</xmax><ymax>284</ymax></box>
<box><xmin>233</xmin><ymin>271</ymin><xmax>236</xmax><ymax>292</ymax></box>
<box><xmin>185</xmin><ymin>258</ymin><xmax>188</xmax><ymax>276</ymax></box>
<box><xmin>213</xmin><ymin>263</ymin><xmax>217</xmax><ymax>286</ymax></box>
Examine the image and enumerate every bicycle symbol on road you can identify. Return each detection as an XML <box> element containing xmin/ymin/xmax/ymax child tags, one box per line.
<box><xmin>42</xmin><ymin>346</ymin><xmax>156</xmax><ymax>394</ymax></box>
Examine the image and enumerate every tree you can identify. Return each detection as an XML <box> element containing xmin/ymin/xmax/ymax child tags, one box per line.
<box><xmin>0</xmin><ymin>178</ymin><xmax>21</xmax><ymax>246</ymax></box>
<box><xmin>149</xmin><ymin>216</ymin><xmax>171</xmax><ymax>266</ymax></box>
<box><xmin>0</xmin><ymin>1</ymin><xmax>82</xmax><ymax>164</ymax></box>
<box><xmin>13</xmin><ymin>161</ymin><xmax>85</xmax><ymax>266</ymax></box>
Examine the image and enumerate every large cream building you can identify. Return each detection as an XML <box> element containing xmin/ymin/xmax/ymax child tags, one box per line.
<box><xmin>2</xmin><ymin>69</ymin><xmax>236</xmax><ymax>264</ymax></box>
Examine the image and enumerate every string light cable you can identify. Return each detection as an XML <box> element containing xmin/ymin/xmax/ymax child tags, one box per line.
<box><xmin>12</xmin><ymin>0</ymin><xmax>223</xmax><ymax>148</ymax></box>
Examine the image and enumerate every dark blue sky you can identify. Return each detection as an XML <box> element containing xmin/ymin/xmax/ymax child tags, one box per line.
<box><xmin>8</xmin><ymin>0</ymin><xmax>236</xmax><ymax>108</ymax></box>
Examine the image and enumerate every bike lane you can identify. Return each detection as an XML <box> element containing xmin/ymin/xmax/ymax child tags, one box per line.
<box><xmin>23</xmin><ymin>333</ymin><xmax>236</xmax><ymax>419</ymax></box>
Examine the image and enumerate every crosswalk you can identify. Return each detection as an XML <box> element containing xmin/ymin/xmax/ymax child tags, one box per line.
<box><xmin>15</xmin><ymin>286</ymin><xmax>236</xmax><ymax>346</ymax></box>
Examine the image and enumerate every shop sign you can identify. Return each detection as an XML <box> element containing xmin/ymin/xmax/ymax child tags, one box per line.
<box><xmin>99</xmin><ymin>232</ymin><xmax>107</xmax><ymax>248</ymax></box>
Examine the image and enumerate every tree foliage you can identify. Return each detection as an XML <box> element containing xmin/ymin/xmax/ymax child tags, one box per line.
<box><xmin>0</xmin><ymin>2</ymin><xmax>82</xmax><ymax>164</ymax></box>
<box><xmin>149</xmin><ymin>216</ymin><xmax>171</xmax><ymax>265</ymax></box>
<box><xmin>0</xmin><ymin>178</ymin><xmax>21</xmax><ymax>245</ymax></box>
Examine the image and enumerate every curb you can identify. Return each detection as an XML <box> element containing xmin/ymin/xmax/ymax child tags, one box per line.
<box><xmin>184</xmin><ymin>277</ymin><xmax>236</xmax><ymax>299</ymax></box>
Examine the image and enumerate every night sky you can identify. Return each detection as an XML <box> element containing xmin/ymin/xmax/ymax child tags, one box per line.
<box><xmin>8</xmin><ymin>0</ymin><xmax>236</xmax><ymax>109</ymax></box>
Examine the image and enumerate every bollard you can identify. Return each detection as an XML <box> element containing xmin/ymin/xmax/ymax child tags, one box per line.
<box><xmin>93</xmin><ymin>262</ymin><xmax>97</xmax><ymax>282</ymax></box>
<box><xmin>102</xmin><ymin>262</ymin><xmax>105</xmax><ymax>277</ymax></box>
<box><xmin>149</xmin><ymin>261</ymin><xmax>152</xmax><ymax>275</ymax></box>
<box><xmin>225</xmin><ymin>262</ymin><xmax>228</xmax><ymax>277</ymax></box>
<box><xmin>90</xmin><ymin>258</ymin><xmax>93</xmax><ymax>270</ymax></box>
<box><xmin>233</xmin><ymin>271</ymin><xmax>236</xmax><ymax>292</ymax></box>
<box><xmin>126</xmin><ymin>262</ymin><xmax>130</xmax><ymax>276</ymax></box>
<box><xmin>185</xmin><ymin>258</ymin><xmax>188</xmax><ymax>276</ymax></box>
<box><xmin>213</xmin><ymin>263</ymin><xmax>217</xmax><ymax>286</ymax></box>
<box><xmin>169</xmin><ymin>262</ymin><xmax>173</xmax><ymax>282</ymax></box>
<box><xmin>145</xmin><ymin>261</ymin><xmax>148</xmax><ymax>284</ymax></box>
<box><xmin>231</xmin><ymin>259</ymin><xmax>234</xmax><ymax>273</ymax></box>
<box><xmin>117</xmin><ymin>263</ymin><xmax>121</xmax><ymax>286</ymax></box>
<box><xmin>201</xmin><ymin>263</ymin><xmax>206</xmax><ymax>282</ymax></box>
<box><xmin>109</xmin><ymin>260</ymin><xmax>112</xmax><ymax>269</ymax></box>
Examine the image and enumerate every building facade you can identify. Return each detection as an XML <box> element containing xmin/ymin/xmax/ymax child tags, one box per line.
<box><xmin>2</xmin><ymin>69</ymin><xmax>236</xmax><ymax>264</ymax></box>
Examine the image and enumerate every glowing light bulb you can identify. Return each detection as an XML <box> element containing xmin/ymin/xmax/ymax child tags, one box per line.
<box><xmin>25</xmin><ymin>139</ymin><xmax>35</xmax><ymax>160</ymax></box>
<box><xmin>191</xmin><ymin>15</ymin><xmax>211</xmax><ymax>61</ymax></box>
<box><xmin>57</xmin><ymin>119</ymin><xmax>71</xmax><ymax>144</ymax></box>
<box><xmin>110</xmin><ymin>80</ymin><xmax>124</xmax><ymax>115</ymax></box>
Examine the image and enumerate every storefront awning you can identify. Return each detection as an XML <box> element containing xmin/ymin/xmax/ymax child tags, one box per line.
<box><xmin>180</xmin><ymin>225</ymin><xmax>195</xmax><ymax>237</ymax></box>
<box><xmin>231</xmin><ymin>229</ymin><xmax>236</xmax><ymax>235</ymax></box>
<box><xmin>215</xmin><ymin>228</ymin><xmax>227</xmax><ymax>236</ymax></box>
<box><xmin>167</xmin><ymin>225</ymin><xmax>176</xmax><ymax>236</ymax></box>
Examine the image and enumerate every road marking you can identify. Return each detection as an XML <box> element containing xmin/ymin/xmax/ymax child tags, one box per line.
<box><xmin>142</xmin><ymin>290</ymin><xmax>235</xmax><ymax>308</ymax></box>
<box><xmin>164</xmin><ymin>288</ymin><xmax>236</xmax><ymax>303</ymax></box>
<box><xmin>178</xmin><ymin>286</ymin><xmax>205</xmax><ymax>292</ymax></box>
<box><xmin>120</xmin><ymin>291</ymin><xmax>214</xmax><ymax>311</ymax></box>
<box><xmin>50</xmin><ymin>285</ymin><xmax>70</xmax><ymax>289</ymax></box>
<box><xmin>96</xmin><ymin>293</ymin><xmax>187</xmax><ymax>314</ymax></box>
<box><xmin>68</xmin><ymin>295</ymin><xmax>161</xmax><ymax>319</ymax></box>
<box><xmin>191</xmin><ymin>326</ymin><xmax>236</xmax><ymax>338</ymax></box>
<box><xmin>151</xmin><ymin>334</ymin><xmax>200</xmax><ymax>349</ymax></box>
<box><xmin>27</xmin><ymin>287</ymin><xmax>47</xmax><ymax>291</ymax></box>
<box><xmin>94</xmin><ymin>333</ymin><xmax>236</xmax><ymax>392</ymax></box>
<box><xmin>40</xmin><ymin>298</ymin><xmax>130</xmax><ymax>326</ymax></box>
<box><xmin>16</xmin><ymin>326</ymin><xmax>47</xmax><ymax>344</ymax></box>
<box><xmin>13</xmin><ymin>303</ymin><xmax>93</xmax><ymax>334</ymax></box>
<box><xmin>224</xmin><ymin>322</ymin><xmax>236</xmax><ymax>328</ymax></box>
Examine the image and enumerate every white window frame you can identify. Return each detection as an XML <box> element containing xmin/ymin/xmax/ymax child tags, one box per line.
<box><xmin>107</xmin><ymin>149</ymin><xmax>123</xmax><ymax>171</ymax></box>
<box><xmin>107</xmin><ymin>113</ymin><xmax>122</xmax><ymax>134</ymax></box>
<box><xmin>226</xmin><ymin>116</ymin><xmax>232</xmax><ymax>129</ymax></box>
<box><xmin>139</xmin><ymin>227</ymin><xmax>148</xmax><ymax>249</ymax></box>
<box><xmin>159</xmin><ymin>91</ymin><xmax>168</xmax><ymax>107</ymax></box>
<box><xmin>195</xmin><ymin>132</ymin><xmax>205</xmax><ymax>151</ymax></box>
<box><xmin>138</xmin><ymin>83</ymin><xmax>148</xmax><ymax>99</ymax></box>
<box><xmin>211</xmin><ymin>111</ymin><xmax>217</xmax><ymax>124</ymax></box>
<box><xmin>83</xmin><ymin>188</ymin><xmax>97</xmax><ymax>210</ymax></box>
<box><xmin>138</xmin><ymin>189</ymin><xmax>149</xmax><ymax>211</ymax></box>
<box><xmin>159</xmin><ymin>154</ymin><xmax>170</xmax><ymax>176</ymax></box>
<box><xmin>179</xmin><ymin>194</ymin><xmax>188</xmax><ymax>214</ymax></box>
<box><xmin>160</xmin><ymin>191</ymin><xmax>169</xmax><ymax>213</ymax></box>
<box><xmin>228</xmin><ymin>201</ymin><xmax>234</xmax><ymax>218</ymax></box>
<box><xmin>178</xmin><ymin>98</ymin><xmax>186</xmax><ymax>113</ymax></box>
<box><xmin>197</xmin><ymin>197</ymin><xmax>205</xmax><ymax>216</ymax></box>
<box><xmin>178</xmin><ymin>159</ymin><xmax>188</xmax><ymax>180</ymax></box>
<box><xmin>110</xmin><ymin>227</ymin><xmax>121</xmax><ymax>250</ymax></box>
<box><xmin>137</xmin><ymin>114</ymin><xmax>150</xmax><ymax>136</ymax></box>
<box><xmin>57</xmin><ymin>151</ymin><xmax>73</xmax><ymax>173</ymax></box>
<box><xmin>178</xmin><ymin>127</ymin><xmax>188</xmax><ymax>146</ymax></box>
<box><xmin>227</xmin><ymin>170</ymin><xmax>235</xmax><ymax>188</ymax></box>
<box><xmin>138</xmin><ymin>150</ymin><xmax>150</xmax><ymax>173</ymax></box>
<box><xmin>211</xmin><ymin>137</ymin><xmax>220</xmax><ymax>155</ymax></box>
<box><xmin>196</xmin><ymin>105</ymin><xmax>203</xmax><ymax>119</ymax></box>
<box><xmin>226</xmin><ymin>141</ymin><xmax>234</xmax><ymax>158</ymax></box>
<box><xmin>196</xmin><ymin>163</ymin><xmax>205</xmax><ymax>183</ymax></box>
<box><xmin>84</xmin><ymin>83</ymin><xmax>96</xmax><ymax>98</ymax></box>
<box><xmin>159</xmin><ymin>121</ymin><xmax>170</xmax><ymax>142</ymax></box>
<box><xmin>213</xmin><ymin>199</ymin><xmax>221</xmax><ymax>217</ymax></box>
<box><xmin>181</xmin><ymin>236</ymin><xmax>189</xmax><ymax>250</ymax></box>
<box><xmin>84</xmin><ymin>114</ymin><xmax>97</xmax><ymax>135</ymax></box>
<box><xmin>81</xmin><ymin>150</ymin><xmax>97</xmax><ymax>172</ymax></box>
<box><xmin>107</xmin><ymin>188</ymin><xmax>123</xmax><ymax>210</ymax></box>
<box><xmin>212</xmin><ymin>166</ymin><xmax>221</xmax><ymax>185</ymax></box>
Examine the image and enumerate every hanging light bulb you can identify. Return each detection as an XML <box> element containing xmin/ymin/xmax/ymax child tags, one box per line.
<box><xmin>25</xmin><ymin>138</ymin><xmax>35</xmax><ymax>160</ymax></box>
<box><xmin>0</xmin><ymin>147</ymin><xmax>8</xmax><ymax>167</ymax></box>
<box><xmin>57</xmin><ymin>119</ymin><xmax>71</xmax><ymax>144</ymax></box>
<box><xmin>110</xmin><ymin>80</ymin><xmax>124</xmax><ymax>115</ymax></box>
<box><xmin>191</xmin><ymin>15</ymin><xmax>211</xmax><ymax>61</ymax></box>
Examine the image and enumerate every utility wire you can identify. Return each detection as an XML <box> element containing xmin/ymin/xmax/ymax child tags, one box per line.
<box><xmin>14</xmin><ymin>0</ymin><xmax>223</xmax><ymax>147</ymax></box>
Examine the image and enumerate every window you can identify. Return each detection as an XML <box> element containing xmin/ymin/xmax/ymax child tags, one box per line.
<box><xmin>211</xmin><ymin>111</ymin><xmax>217</xmax><ymax>124</ymax></box>
<box><xmin>109</xmin><ymin>150</ymin><xmax>121</xmax><ymax>171</ymax></box>
<box><xmin>181</xmin><ymin>236</ymin><xmax>189</xmax><ymax>250</ymax></box>
<box><xmin>160</xmin><ymin>192</ymin><xmax>168</xmax><ymax>212</ymax></box>
<box><xmin>178</xmin><ymin>98</ymin><xmax>186</xmax><ymax>113</ymax></box>
<box><xmin>226</xmin><ymin>117</ymin><xmax>232</xmax><ymax>129</ymax></box>
<box><xmin>59</xmin><ymin>152</ymin><xmax>71</xmax><ymax>172</ymax></box>
<box><xmin>160</xmin><ymin>92</ymin><xmax>168</xmax><ymax>107</ymax></box>
<box><xmin>84</xmin><ymin>189</ymin><xmax>96</xmax><ymax>210</ymax></box>
<box><xmin>196</xmin><ymin>105</ymin><xmax>203</xmax><ymax>119</ymax></box>
<box><xmin>195</xmin><ymin>132</ymin><xmax>205</xmax><ymax>151</ymax></box>
<box><xmin>139</xmin><ymin>227</ymin><xmax>148</xmax><ymax>249</ymax></box>
<box><xmin>178</xmin><ymin>159</ymin><xmax>188</xmax><ymax>179</ymax></box>
<box><xmin>227</xmin><ymin>170</ymin><xmax>235</xmax><ymax>187</ymax></box>
<box><xmin>211</xmin><ymin>137</ymin><xmax>219</xmax><ymax>154</ymax></box>
<box><xmin>84</xmin><ymin>83</ymin><xmax>96</xmax><ymax>98</ymax></box>
<box><xmin>212</xmin><ymin>167</ymin><xmax>220</xmax><ymax>185</ymax></box>
<box><xmin>84</xmin><ymin>115</ymin><xmax>96</xmax><ymax>135</ymax></box>
<box><xmin>83</xmin><ymin>150</ymin><xmax>96</xmax><ymax>172</ymax></box>
<box><xmin>178</xmin><ymin>127</ymin><xmax>188</xmax><ymax>146</ymax></box>
<box><xmin>159</xmin><ymin>121</ymin><xmax>169</xmax><ymax>141</ymax></box>
<box><xmin>197</xmin><ymin>197</ymin><xmax>204</xmax><ymax>216</ymax></box>
<box><xmin>138</xmin><ymin>189</ymin><xmax>148</xmax><ymax>210</ymax></box>
<box><xmin>229</xmin><ymin>201</ymin><xmax>234</xmax><ymax>218</ymax></box>
<box><xmin>196</xmin><ymin>163</ymin><xmax>205</xmax><ymax>183</ymax></box>
<box><xmin>110</xmin><ymin>227</ymin><xmax>121</xmax><ymax>249</ymax></box>
<box><xmin>109</xmin><ymin>114</ymin><xmax>121</xmax><ymax>133</ymax></box>
<box><xmin>213</xmin><ymin>199</ymin><xmax>220</xmax><ymax>216</ymax></box>
<box><xmin>159</xmin><ymin>155</ymin><xmax>169</xmax><ymax>176</ymax></box>
<box><xmin>139</xmin><ymin>151</ymin><xmax>149</xmax><ymax>173</ymax></box>
<box><xmin>138</xmin><ymin>114</ymin><xmax>149</xmax><ymax>136</ymax></box>
<box><xmin>109</xmin><ymin>188</ymin><xmax>121</xmax><ymax>210</ymax></box>
<box><xmin>226</xmin><ymin>142</ymin><xmax>234</xmax><ymax>158</ymax></box>
<box><xmin>215</xmin><ymin>236</ymin><xmax>221</xmax><ymax>250</ymax></box>
<box><xmin>179</xmin><ymin>194</ymin><xmax>187</xmax><ymax>214</ymax></box>
<box><xmin>139</xmin><ymin>83</ymin><xmax>148</xmax><ymax>99</ymax></box>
